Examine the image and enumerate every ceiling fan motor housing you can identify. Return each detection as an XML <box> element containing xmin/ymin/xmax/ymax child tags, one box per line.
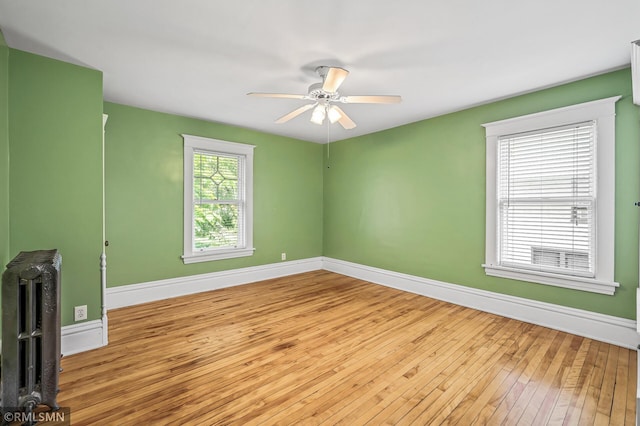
<box><xmin>307</xmin><ymin>82</ymin><xmax>339</xmax><ymax>102</ymax></box>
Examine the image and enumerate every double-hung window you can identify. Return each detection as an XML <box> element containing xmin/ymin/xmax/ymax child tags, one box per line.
<box><xmin>482</xmin><ymin>97</ymin><xmax>620</xmax><ymax>295</ymax></box>
<box><xmin>182</xmin><ymin>134</ymin><xmax>255</xmax><ymax>263</ymax></box>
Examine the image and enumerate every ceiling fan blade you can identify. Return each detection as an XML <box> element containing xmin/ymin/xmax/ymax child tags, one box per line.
<box><xmin>331</xmin><ymin>106</ymin><xmax>357</xmax><ymax>129</ymax></box>
<box><xmin>341</xmin><ymin>95</ymin><xmax>402</xmax><ymax>104</ymax></box>
<box><xmin>247</xmin><ymin>92</ymin><xmax>307</xmax><ymax>100</ymax></box>
<box><xmin>322</xmin><ymin>67</ymin><xmax>349</xmax><ymax>93</ymax></box>
<box><xmin>274</xmin><ymin>103</ymin><xmax>316</xmax><ymax>124</ymax></box>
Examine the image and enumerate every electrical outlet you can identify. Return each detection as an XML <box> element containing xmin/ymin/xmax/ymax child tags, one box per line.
<box><xmin>74</xmin><ymin>305</ymin><xmax>88</xmax><ymax>321</ymax></box>
<box><xmin>281</xmin><ymin>252</ymin><xmax>286</xmax><ymax>261</ymax></box>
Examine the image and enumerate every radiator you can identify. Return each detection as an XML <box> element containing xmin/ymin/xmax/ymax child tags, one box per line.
<box><xmin>1</xmin><ymin>249</ymin><xmax>62</xmax><ymax>415</ymax></box>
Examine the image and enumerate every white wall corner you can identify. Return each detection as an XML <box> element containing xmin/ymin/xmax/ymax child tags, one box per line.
<box><xmin>322</xmin><ymin>257</ymin><xmax>639</xmax><ymax>350</ymax></box>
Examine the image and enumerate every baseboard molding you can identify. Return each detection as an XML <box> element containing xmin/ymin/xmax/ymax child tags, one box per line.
<box><xmin>106</xmin><ymin>257</ymin><xmax>324</xmax><ymax>309</ymax></box>
<box><xmin>323</xmin><ymin>257</ymin><xmax>639</xmax><ymax>350</ymax></box>
<box><xmin>61</xmin><ymin>318</ymin><xmax>106</xmax><ymax>356</ymax></box>
<box><xmin>0</xmin><ymin>318</ymin><xmax>106</xmax><ymax>357</ymax></box>
<box><xmin>91</xmin><ymin>255</ymin><xmax>637</xmax><ymax>354</ymax></box>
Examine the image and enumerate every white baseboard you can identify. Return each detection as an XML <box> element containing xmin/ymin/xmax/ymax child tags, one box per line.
<box><xmin>0</xmin><ymin>317</ymin><xmax>106</xmax><ymax>357</ymax></box>
<box><xmin>106</xmin><ymin>257</ymin><xmax>324</xmax><ymax>309</ymax></box>
<box><xmin>61</xmin><ymin>317</ymin><xmax>106</xmax><ymax>356</ymax></box>
<box><xmin>323</xmin><ymin>257</ymin><xmax>639</xmax><ymax>350</ymax></box>
<box><xmin>72</xmin><ymin>255</ymin><xmax>635</xmax><ymax>355</ymax></box>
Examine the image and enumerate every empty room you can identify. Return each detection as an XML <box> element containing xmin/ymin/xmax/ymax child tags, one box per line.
<box><xmin>0</xmin><ymin>1</ymin><xmax>639</xmax><ymax>425</ymax></box>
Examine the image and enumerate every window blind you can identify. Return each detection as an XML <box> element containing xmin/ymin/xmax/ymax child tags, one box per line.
<box><xmin>497</xmin><ymin>121</ymin><xmax>596</xmax><ymax>277</ymax></box>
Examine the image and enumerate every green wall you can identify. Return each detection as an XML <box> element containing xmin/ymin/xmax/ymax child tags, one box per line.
<box><xmin>323</xmin><ymin>68</ymin><xmax>640</xmax><ymax>320</ymax></box>
<box><xmin>0</xmin><ymin>31</ymin><xmax>9</xmax><ymax>270</ymax></box>
<box><xmin>0</xmin><ymin>32</ymin><xmax>8</xmax><ymax>330</ymax></box>
<box><xmin>103</xmin><ymin>102</ymin><xmax>324</xmax><ymax>286</ymax></box>
<box><xmin>8</xmin><ymin>49</ymin><xmax>103</xmax><ymax>325</ymax></box>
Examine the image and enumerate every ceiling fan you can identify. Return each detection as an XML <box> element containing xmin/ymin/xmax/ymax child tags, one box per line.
<box><xmin>247</xmin><ymin>66</ymin><xmax>401</xmax><ymax>130</ymax></box>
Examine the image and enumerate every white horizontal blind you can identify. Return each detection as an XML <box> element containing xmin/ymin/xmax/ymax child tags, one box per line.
<box><xmin>497</xmin><ymin>121</ymin><xmax>596</xmax><ymax>277</ymax></box>
<box><xmin>192</xmin><ymin>150</ymin><xmax>245</xmax><ymax>251</ymax></box>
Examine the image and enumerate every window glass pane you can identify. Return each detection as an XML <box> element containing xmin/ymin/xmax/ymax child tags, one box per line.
<box><xmin>193</xmin><ymin>152</ymin><xmax>239</xmax><ymax>201</ymax></box>
<box><xmin>193</xmin><ymin>203</ymin><xmax>240</xmax><ymax>249</ymax></box>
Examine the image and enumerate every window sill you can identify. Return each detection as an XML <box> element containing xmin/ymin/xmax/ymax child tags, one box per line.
<box><xmin>182</xmin><ymin>248</ymin><xmax>255</xmax><ymax>264</ymax></box>
<box><xmin>482</xmin><ymin>264</ymin><xmax>618</xmax><ymax>295</ymax></box>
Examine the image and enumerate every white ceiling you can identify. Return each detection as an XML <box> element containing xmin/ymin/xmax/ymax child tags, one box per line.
<box><xmin>0</xmin><ymin>1</ymin><xmax>638</xmax><ymax>143</ymax></box>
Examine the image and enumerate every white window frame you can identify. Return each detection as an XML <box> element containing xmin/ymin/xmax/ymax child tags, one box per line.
<box><xmin>182</xmin><ymin>134</ymin><xmax>255</xmax><ymax>264</ymax></box>
<box><xmin>482</xmin><ymin>96</ymin><xmax>620</xmax><ymax>295</ymax></box>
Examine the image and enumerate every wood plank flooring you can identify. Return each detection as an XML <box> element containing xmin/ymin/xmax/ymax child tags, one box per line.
<box><xmin>58</xmin><ymin>271</ymin><xmax>636</xmax><ymax>425</ymax></box>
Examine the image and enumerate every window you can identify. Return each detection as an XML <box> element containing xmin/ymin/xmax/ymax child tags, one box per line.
<box><xmin>498</xmin><ymin>122</ymin><xmax>595</xmax><ymax>276</ymax></box>
<box><xmin>182</xmin><ymin>134</ymin><xmax>255</xmax><ymax>263</ymax></box>
<box><xmin>482</xmin><ymin>97</ymin><xmax>620</xmax><ymax>295</ymax></box>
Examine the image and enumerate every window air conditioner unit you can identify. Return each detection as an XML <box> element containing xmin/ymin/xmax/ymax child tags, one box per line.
<box><xmin>633</xmin><ymin>40</ymin><xmax>640</xmax><ymax>106</ymax></box>
<box><xmin>531</xmin><ymin>246</ymin><xmax>590</xmax><ymax>271</ymax></box>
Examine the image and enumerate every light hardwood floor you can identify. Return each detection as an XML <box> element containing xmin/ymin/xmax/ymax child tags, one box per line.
<box><xmin>59</xmin><ymin>271</ymin><xmax>636</xmax><ymax>425</ymax></box>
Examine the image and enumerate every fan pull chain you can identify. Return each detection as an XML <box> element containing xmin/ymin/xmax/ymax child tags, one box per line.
<box><xmin>326</xmin><ymin>114</ymin><xmax>331</xmax><ymax>168</ymax></box>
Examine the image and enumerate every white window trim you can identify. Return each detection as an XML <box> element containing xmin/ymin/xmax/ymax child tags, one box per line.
<box><xmin>482</xmin><ymin>96</ymin><xmax>620</xmax><ymax>295</ymax></box>
<box><xmin>182</xmin><ymin>134</ymin><xmax>255</xmax><ymax>264</ymax></box>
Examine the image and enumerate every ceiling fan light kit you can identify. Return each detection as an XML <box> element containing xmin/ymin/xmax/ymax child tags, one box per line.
<box><xmin>248</xmin><ymin>66</ymin><xmax>402</xmax><ymax>129</ymax></box>
<box><xmin>310</xmin><ymin>104</ymin><xmax>327</xmax><ymax>125</ymax></box>
<box><xmin>327</xmin><ymin>105</ymin><xmax>342</xmax><ymax>123</ymax></box>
